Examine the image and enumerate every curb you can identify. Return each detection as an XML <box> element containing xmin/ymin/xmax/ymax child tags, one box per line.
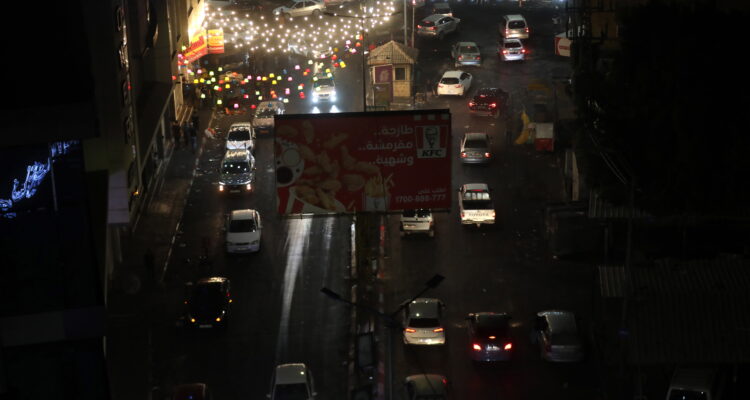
<box><xmin>347</xmin><ymin>216</ymin><xmax>358</xmax><ymax>399</ymax></box>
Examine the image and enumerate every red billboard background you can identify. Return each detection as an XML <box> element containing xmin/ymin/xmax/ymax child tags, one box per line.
<box><xmin>275</xmin><ymin>110</ymin><xmax>451</xmax><ymax>214</ymax></box>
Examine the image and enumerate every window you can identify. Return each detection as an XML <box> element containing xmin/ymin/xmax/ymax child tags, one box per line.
<box><xmin>395</xmin><ymin>67</ymin><xmax>406</xmax><ymax>81</ymax></box>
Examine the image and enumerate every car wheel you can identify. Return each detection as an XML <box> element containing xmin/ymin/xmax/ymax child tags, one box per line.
<box><xmin>284</xmin><ymin>12</ymin><xmax>292</xmax><ymax>20</ymax></box>
<box><xmin>312</xmin><ymin>9</ymin><xmax>320</xmax><ymax>16</ymax></box>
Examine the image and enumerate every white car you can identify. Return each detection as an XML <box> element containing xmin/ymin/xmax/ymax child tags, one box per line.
<box><xmin>400</xmin><ymin>209</ymin><xmax>434</xmax><ymax>237</ymax></box>
<box><xmin>252</xmin><ymin>101</ymin><xmax>285</xmax><ymax>134</ymax></box>
<box><xmin>273</xmin><ymin>0</ymin><xmax>325</xmax><ymax>18</ymax></box>
<box><xmin>225</xmin><ymin>209</ymin><xmax>262</xmax><ymax>253</ymax></box>
<box><xmin>312</xmin><ymin>75</ymin><xmax>336</xmax><ymax>103</ymax></box>
<box><xmin>267</xmin><ymin>363</ymin><xmax>316</xmax><ymax>400</ymax></box>
<box><xmin>226</xmin><ymin>122</ymin><xmax>255</xmax><ymax>152</ymax></box>
<box><xmin>436</xmin><ymin>70</ymin><xmax>472</xmax><ymax>97</ymax></box>
<box><xmin>403</xmin><ymin>298</ymin><xmax>446</xmax><ymax>345</ymax></box>
<box><xmin>457</xmin><ymin>183</ymin><xmax>495</xmax><ymax>226</ymax></box>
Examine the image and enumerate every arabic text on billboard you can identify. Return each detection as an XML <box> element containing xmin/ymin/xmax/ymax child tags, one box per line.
<box><xmin>275</xmin><ymin>110</ymin><xmax>451</xmax><ymax>214</ymax></box>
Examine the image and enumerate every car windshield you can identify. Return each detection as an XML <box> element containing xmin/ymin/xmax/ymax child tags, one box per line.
<box><xmin>667</xmin><ymin>390</ymin><xmax>707</xmax><ymax>400</ymax></box>
<box><xmin>440</xmin><ymin>77</ymin><xmax>459</xmax><ymax>85</ymax></box>
<box><xmin>435</xmin><ymin>6</ymin><xmax>449</xmax><ymax>12</ymax></box>
<box><xmin>229</xmin><ymin>218</ymin><xmax>256</xmax><ymax>233</ymax></box>
<box><xmin>256</xmin><ymin>109</ymin><xmax>276</xmax><ymax>118</ymax></box>
<box><xmin>274</xmin><ymin>383</ymin><xmax>308</xmax><ymax>400</ymax></box>
<box><xmin>421</xmin><ymin>20</ymin><xmax>435</xmax><ymax>27</ymax></box>
<box><xmin>285</xmin><ymin>1</ymin><xmax>298</xmax><ymax>7</ymax></box>
<box><xmin>505</xmin><ymin>41</ymin><xmax>522</xmax><ymax>49</ymax></box>
<box><xmin>228</xmin><ymin>129</ymin><xmax>251</xmax><ymax>141</ymax></box>
<box><xmin>222</xmin><ymin>161</ymin><xmax>250</xmax><ymax>174</ymax></box>
<box><xmin>314</xmin><ymin>78</ymin><xmax>333</xmax><ymax>88</ymax></box>
<box><xmin>464</xmin><ymin>139</ymin><xmax>487</xmax><ymax>148</ymax></box>
<box><xmin>476</xmin><ymin>315</ymin><xmax>510</xmax><ymax>337</ymax></box>
<box><xmin>460</xmin><ymin>45</ymin><xmax>478</xmax><ymax>53</ymax></box>
<box><xmin>409</xmin><ymin>318</ymin><xmax>440</xmax><ymax>328</ymax></box>
<box><xmin>509</xmin><ymin>21</ymin><xmax>526</xmax><ymax>29</ymax></box>
<box><xmin>402</xmin><ymin>209</ymin><xmax>431</xmax><ymax>218</ymax></box>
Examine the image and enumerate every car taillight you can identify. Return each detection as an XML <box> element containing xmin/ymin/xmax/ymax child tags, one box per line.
<box><xmin>472</xmin><ymin>344</ymin><xmax>482</xmax><ymax>351</ymax></box>
<box><xmin>460</xmin><ymin>152</ymin><xmax>467</xmax><ymax>158</ymax></box>
<box><xmin>489</xmin><ymin>102</ymin><xmax>497</xmax><ymax>108</ymax></box>
<box><xmin>505</xmin><ymin>29</ymin><xmax>509</xmax><ymax>35</ymax></box>
<box><xmin>475</xmin><ymin>56</ymin><xmax>480</xmax><ymax>60</ymax></box>
<box><xmin>405</xmin><ymin>328</ymin><xmax>416</xmax><ymax>333</ymax></box>
<box><xmin>469</xmin><ymin>101</ymin><xmax>476</xmax><ymax>107</ymax></box>
<box><xmin>458</xmin><ymin>55</ymin><xmax>463</xmax><ymax>60</ymax></box>
<box><xmin>502</xmin><ymin>50</ymin><xmax>508</xmax><ymax>54</ymax></box>
<box><xmin>461</xmin><ymin>212</ymin><xmax>464</xmax><ymax>218</ymax></box>
<box><xmin>438</xmin><ymin>83</ymin><xmax>444</xmax><ymax>87</ymax></box>
<box><xmin>433</xmin><ymin>327</ymin><xmax>444</xmax><ymax>333</ymax></box>
<box><xmin>417</xmin><ymin>24</ymin><xmax>422</xmax><ymax>29</ymax></box>
<box><xmin>525</xmin><ymin>27</ymin><xmax>529</xmax><ymax>33</ymax></box>
<box><xmin>484</xmin><ymin>152</ymin><xmax>491</xmax><ymax>158</ymax></box>
<box><xmin>454</xmin><ymin>84</ymin><xmax>462</xmax><ymax>88</ymax></box>
<box><xmin>491</xmin><ymin>211</ymin><xmax>496</xmax><ymax>218</ymax></box>
<box><xmin>504</xmin><ymin>343</ymin><xmax>512</xmax><ymax>350</ymax></box>
<box><xmin>522</xmin><ymin>49</ymin><xmax>527</xmax><ymax>54</ymax></box>
<box><xmin>431</xmin><ymin>26</ymin><xmax>436</xmax><ymax>31</ymax></box>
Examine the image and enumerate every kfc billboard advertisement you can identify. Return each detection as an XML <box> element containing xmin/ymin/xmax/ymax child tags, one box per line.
<box><xmin>275</xmin><ymin>110</ymin><xmax>451</xmax><ymax>214</ymax></box>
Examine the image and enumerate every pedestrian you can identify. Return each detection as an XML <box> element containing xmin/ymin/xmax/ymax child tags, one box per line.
<box><xmin>191</xmin><ymin>110</ymin><xmax>200</xmax><ymax>131</ymax></box>
<box><xmin>144</xmin><ymin>248</ymin><xmax>155</xmax><ymax>283</ymax></box>
<box><xmin>181</xmin><ymin>121</ymin><xmax>191</xmax><ymax>148</ymax></box>
<box><xmin>171</xmin><ymin>119</ymin><xmax>182</xmax><ymax>148</ymax></box>
<box><xmin>189</xmin><ymin>122</ymin><xmax>198</xmax><ymax>154</ymax></box>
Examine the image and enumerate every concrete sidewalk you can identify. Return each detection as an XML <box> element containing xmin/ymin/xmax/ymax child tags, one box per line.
<box><xmin>106</xmin><ymin>103</ymin><xmax>216</xmax><ymax>400</ymax></box>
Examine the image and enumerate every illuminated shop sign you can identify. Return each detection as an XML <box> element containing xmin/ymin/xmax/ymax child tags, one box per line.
<box><xmin>0</xmin><ymin>140</ymin><xmax>78</xmax><ymax>219</ymax></box>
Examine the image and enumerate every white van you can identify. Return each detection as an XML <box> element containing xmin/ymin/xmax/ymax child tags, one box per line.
<box><xmin>499</xmin><ymin>14</ymin><xmax>529</xmax><ymax>39</ymax></box>
<box><xmin>666</xmin><ymin>367</ymin><xmax>725</xmax><ymax>400</ymax></box>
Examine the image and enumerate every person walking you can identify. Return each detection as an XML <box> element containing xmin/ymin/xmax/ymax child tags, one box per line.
<box><xmin>181</xmin><ymin>121</ymin><xmax>191</xmax><ymax>148</ymax></box>
<box><xmin>189</xmin><ymin>122</ymin><xmax>198</xmax><ymax>154</ymax></box>
<box><xmin>191</xmin><ymin>110</ymin><xmax>200</xmax><ymax>131</ymax></box>
<box><xmin>171</xmin><ymin>119</ymin><xmax>182</xmax><ymax>148</ymax></box>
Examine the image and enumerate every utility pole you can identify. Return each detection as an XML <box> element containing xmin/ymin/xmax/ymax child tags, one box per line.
<box><xmin>403</xmin><ymin>0</ymin><xmax>408</xmax><ymax>45</ymax></box>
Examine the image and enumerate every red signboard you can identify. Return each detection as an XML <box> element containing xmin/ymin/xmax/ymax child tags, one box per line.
<box><xmin>184</xmin><ymin>31</ymin><xmax>208</xmax><ymax>63</ymax></box>
<box><xmin>275</xmin><ymin>110</ymin><xmax>452</xmax><ymax>214</ymax></box>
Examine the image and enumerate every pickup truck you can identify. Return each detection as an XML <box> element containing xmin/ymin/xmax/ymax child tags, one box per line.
<box><xmin>458</xmin><ymin>183</ymin><xmax>496</xmax><ymax>227</ymax></box>
<box><xmin>400</xmin><ymin>209</ymin><xmax>434</xmax><ymax>237</ymax></box>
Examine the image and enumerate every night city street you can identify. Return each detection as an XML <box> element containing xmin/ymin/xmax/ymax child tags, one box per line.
<box><xmin>3</xmin><ymin>1</ymin><xmax>750</xmax><ymax>400</ymax></box>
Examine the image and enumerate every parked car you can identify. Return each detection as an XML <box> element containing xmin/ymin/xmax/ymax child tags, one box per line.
<box><xmin>403</xmin><ymin>298</ymin><xmax>446</xmax><ymax>345</ymax></box>
<box><xmin>499</xmin><ymin>14</ymin><xmax>529</xmax><ymax>39</ymax></box>
<box><xmin>457</xmin><ymin>183</ymin><xmax>495</xmax><ymax>226</ymax></box>
<box><xmin>184</xmin><ymin>277</ymin><xmax>231</xmax><ymax>329</ymax></box>
<box><xmin>666</xmin><ymin>367</ymin><xmax>726</xmax><ymax>400</ymax></box>
<box><xmin>416</xmin><ymin>14</ymin><xmax>460</xmax><ymax>40</ymax></box>
<box><xmin>498</xmin><ymin>38</ymin><xmax>527</xmax><ymax>61</ymax></box>
<box><xmin>466</xmin><ymin>312</ymin><xmax>513</xmax><ymax>363</ymax></box>
<box><xmin>468</xmin><ymin>87</ymin><xmax>510</xmax><ymax>118</ymax></box>
<box><xmin>273</xmin><ymin>0</ymin><xmax>325</xmax><ymax>18</ymax></box>
<box><xmin>225</xmin><ymin>209</ymin><xmax>262</xmax><ymax>253</ymax></box>
<box><xmin>404</xmin><ymin>374</ymin><xmax>449</xmax><ymax>400</ymax></box>
<box><xmin>460</xmin><ymin>132</ymin><xmax>492</xmax><ymax>165</ymax></box>
<box><xmin>252</xmin><ymin>100</ymin><xmax>285</xmax><ymax>134</ymax></box>
<box><xmin>267</xmin><ymin>363</ymin><xmax>317</xmax><ymax>400</ymax></box>
<box><xmin>218</xmin><ymin>149</ymin><xmax>255</xmax><ymax>193</ymax></box>
<box><xmin>400</xmin><ymin>209</ymin><xmax>434</xmax><ymax>237</ymax></box>
<box><xmin>226</xmin><ymin>122</ymin><xmax>255</xmax><ymax>151</ymax></box>
<box><xmin>312</xmin><ymin>74</ymin><xmax>336</xmax><ymax>103</ymax></box>
<box><xmin>530</xmin><ymin>310</ymin><xmax>584</xmax><ymax>362</ymax></box>
<box><xmin>437</xmin><ymin>70</ymin><xmax>472</xmax><ymax>97</ymax></box>
<box><xmin>451</xmin><ymin>41</ymin><xmax>481</xmax><ymax>68</ymax></box>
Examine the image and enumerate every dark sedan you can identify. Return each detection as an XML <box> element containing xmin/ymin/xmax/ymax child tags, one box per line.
<box><xmin>468</xmin><ymin>87</ymin><xmax>510</xmax><ymax>118</ymax></box>
<box><xmin>467</xmin><ymin>312</ymin><xmax>513</xmax><ymax>362</ymax></box>
<box><xmin>184</xmin><ymin>277</ymin><xmax>232</xmax><ymax>329</ymax></box>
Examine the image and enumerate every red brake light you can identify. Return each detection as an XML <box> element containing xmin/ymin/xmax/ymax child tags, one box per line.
<box><xmin>454</xmin><ymin>84</ymin><xmax>462</xmax><ymax>88</ymax></box>
<box><xmin>475</xmin><ymin>56</ymin><xmax>480</xmax><ymax>60</ymax></box>
<box><xmin>433</xmin><ymin>327</ymin><xmax>444</xmax><ymax>333</ymax></box>
<box><xmin>468</xmin><ymin>101</ymin><xmax>475</xmax><ymax>107</ymax></box>
<box><xmin>405</xmin><ymin>328</ymin><xmax>416</xmax><ymax>333</ymax></box>
<box><xmin>525</xmin><ymin>27</ymin><xmax>529</xmax><ymax>33</ymax></box>
<box><xmin>460</xmin><ymin>152</ymin><xmax>467</xmax><ymax>158</ymax></box>
<box><xmin>504</xmin><ymin>343</ymin><xmax>513</xmax><ymax>350</ymax></box>
<box><xmin>489</xmin><ymin>102</ymin><xmax>497</xmax><ymax>108</ymax></box>
<box><xmin>460</xmin><ymin>212</ymin><xmax>464</xmax><ymax>218</ymax></box>
<box><xmin>502</xmin><ymin>50</ymin><xmax>508</xmax><ymax>54</ymax></box>
<box><xmin>431</xmin><ymin>26</ymin><xmax>436</xmax><ymax>31</ymax></box>
<box><xmin>417</xmin><ymin>24</ymin><xmax>422</xmax><ymax>29</ymax></box>
<box><xmin>472</xmin><ymin>344</ymin><xmax>482</xmax><ymax>351</ymax></box>
<box><xmin>484</xmin><ymin>152</ymin><xmax>491</xmax><ymax>158</ymax></box>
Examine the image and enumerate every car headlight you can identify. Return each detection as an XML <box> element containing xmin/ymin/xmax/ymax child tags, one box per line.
<box><xmin>251</xmin><ymin>240</ymin><xmax>259</xmax><ymax>245</ymax></box>
<box><xmin>219</xmin><ymin>184</ymin><xmax>225</xmax><ymax>191</ymax></box>
<box><xmin>312</xmin><ymin>93</ymin><xmax>319</xmax><ymax>102</ymax></box>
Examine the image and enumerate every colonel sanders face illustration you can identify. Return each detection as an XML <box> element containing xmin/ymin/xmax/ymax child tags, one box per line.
<box><xmin>275</xmin><ymin>139</ymin><xmax>305</xmax><ymax>188</ymax></box>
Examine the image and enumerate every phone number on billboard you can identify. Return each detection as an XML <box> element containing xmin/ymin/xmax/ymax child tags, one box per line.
<box><xmin>396</xmin><ymin>194</ymin><xmax>447</xmax><ymax>203</ymax></box>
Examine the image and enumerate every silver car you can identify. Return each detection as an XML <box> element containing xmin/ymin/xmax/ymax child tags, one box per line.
<box><xmin>531</xmin><ymin>310</ymin><xmax>584</xmax><ymax>362</ymax></box>
<box><xmin>499</xmin><ymin>38</ymin><xmax>526</xmax><ymax>62</ymax></box>
<box><xmin>451</xmin><ymin>41</ymin><xmax>481</xmax><ymax>68</ymax></box>
<box><xmin>416</xmin><ymin>14</ymin><xmax>460</xmax><ymax>40</ymax></box>
<box><xmin>273</xmin><ymin>0</ymin><xmax>325</xmax><ymax>18</ymax></box>
<box><xmin>460</xmin><ymin>132</ymin><xmax>492</xmax><ymax>164</ymax></box>
<box><xmin>403</xmin><ymin>298</ymin><xmax>446</xmax><ymax>345</ymax></box>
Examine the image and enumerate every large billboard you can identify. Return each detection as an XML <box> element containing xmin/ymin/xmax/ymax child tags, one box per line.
<box><xmin>275</xmin><ymin>110</ymin><xmax>451</xmax><ymax>214</ymax></box>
